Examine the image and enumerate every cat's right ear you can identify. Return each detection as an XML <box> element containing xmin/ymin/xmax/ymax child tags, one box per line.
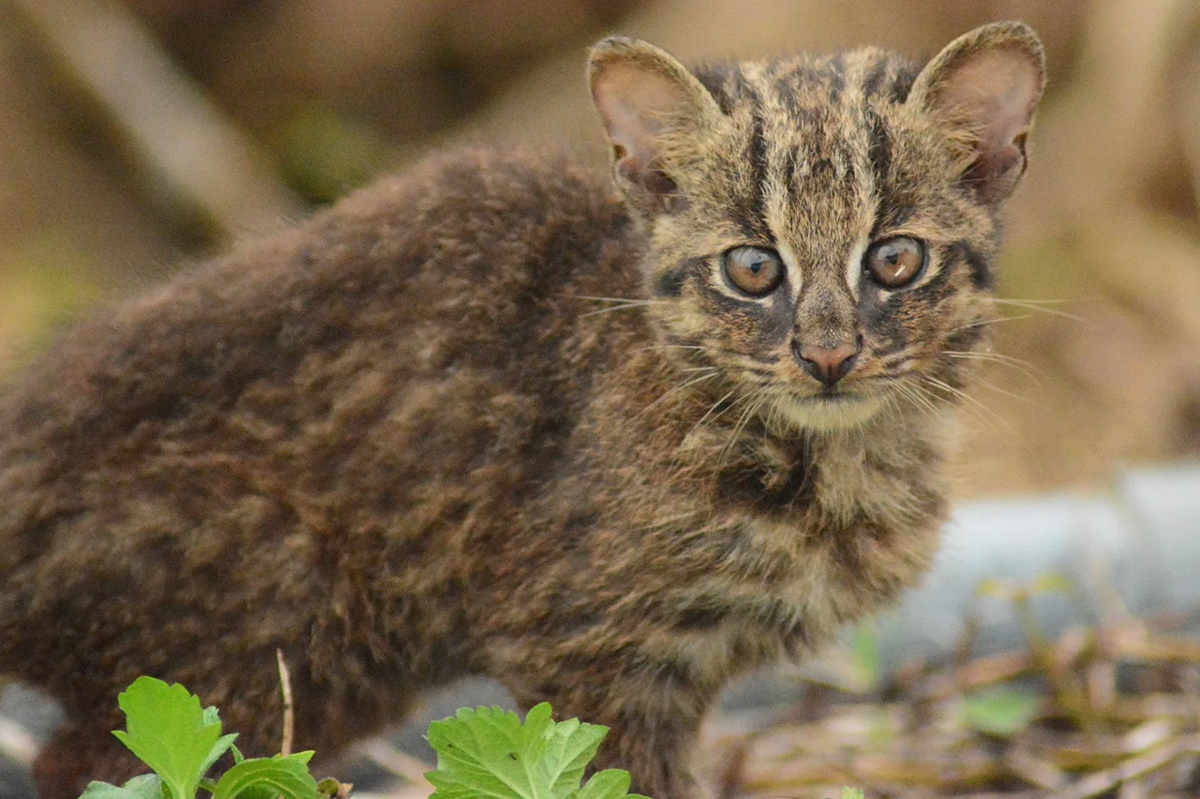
<box><xmin>588</xmin><ymin>37</ymin><xmax>722</xmax><ymax>215</ymax></box>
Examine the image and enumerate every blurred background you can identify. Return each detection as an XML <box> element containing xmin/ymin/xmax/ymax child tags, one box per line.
<box><xmin>3</xmin><ymin>1</ymin><xmax>1200</xmax><ymax>797</ymax></box>
<box><xmin>1</xmin><ymin>0</ymin><xmax>1199</xmax><ymax>498</ymax></box>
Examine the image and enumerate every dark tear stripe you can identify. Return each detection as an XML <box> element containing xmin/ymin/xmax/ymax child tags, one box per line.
<box><xmin>655</xmin><ymin>257</ymin><xmax>702</xmax><ymax>298</ymax></box>
<box><xmin>945</xmin><ymin>239</ymin><xmax>992</xmax><ymax>290</ymax></box>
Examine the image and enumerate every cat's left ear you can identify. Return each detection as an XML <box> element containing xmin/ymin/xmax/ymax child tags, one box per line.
<box><xmin>908</xmin><ymin>21</ymin><xmax>1045</xmax><ymax>204</ymax></box>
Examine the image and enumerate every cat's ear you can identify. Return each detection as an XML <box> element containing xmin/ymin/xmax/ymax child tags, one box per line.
<box><xmin>589</xmin><ymin>37</ymin><xmax>723</xmax><ymax>214</ymax></box>
<box><xmin>908</xmin><ymin>21</ymin><xmax>1045</xmax><ymax>204</ymax></box>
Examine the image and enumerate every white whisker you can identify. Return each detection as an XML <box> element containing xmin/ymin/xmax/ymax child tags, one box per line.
<box><xmin>982</xmin><ymin>297</ymin><xmax>1088</xmax><ymax>323</ymax></box>
<box><xmin>637</xmin><ymin>370</ymin><xmax>721</xmax><ymax>418</ymax></box>
<box><xmin>921</xmin><ymin>374</ymin><xmax>1012</xmax><ymax>434</ymax></box>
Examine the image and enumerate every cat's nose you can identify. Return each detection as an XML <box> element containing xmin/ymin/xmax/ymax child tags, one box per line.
<box><xmin>793</xmin><ymin>337</ymin><xmax>861</xmax><ymax>387</ymax></box>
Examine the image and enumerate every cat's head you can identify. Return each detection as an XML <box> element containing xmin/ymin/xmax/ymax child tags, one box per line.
<box><xmin>588</xmin><ymin>23</ymin><xmax>1044</xmax><ymax>432</ymax></box>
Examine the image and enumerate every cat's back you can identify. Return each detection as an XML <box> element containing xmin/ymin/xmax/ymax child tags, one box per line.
<box><xmin>0</xmin><ymin>146</ymin><xmax>637</xmax><ymax>595</ymax></box>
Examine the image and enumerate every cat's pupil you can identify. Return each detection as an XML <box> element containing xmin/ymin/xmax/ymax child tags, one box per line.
<box><xmin>722</xmin><ymin>246</ymin><xmax>784</xmax><ymax>297</ymax></box>
<box><xmin>865</xmin><ymin>236</ymin><xmax>925</xmax><ymax>288</ymax></box>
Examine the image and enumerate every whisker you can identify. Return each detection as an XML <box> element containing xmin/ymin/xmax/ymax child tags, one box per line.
<box><xmin>637</xmin><ymin>370</ymin><xmax>721</xmax><ymax>418</ymax></box>
<box><xmin>920</xmin><ymin>374</ymin><xmax>1012</xmax><ymax>434</ymax></box>
<box><xmin>579</xmin><ymin>302</ymin><xmax>661</xmax><ymax>319</ymax></box>
<box><xmin>571</xmin><ymin>295</ymin><xmax>668</xmax><ymax>305</ymax></box>
<box><xmin>943</xmin><ymin>350</ymin><xmax>1046</xmax><ymax>387</ymax></box>
<box><xmin>970</xmin><ymin>376</ymin><xmax>1036</xmax><ymax>405</ymax></box>
<box><xmin>889</xmin><ymin>381</ymin><xmax>939</xmax><ymax>420</ymax></box>
<box><xmin>982</xmin><ymin>297</ymin><xmax>1089</xmax><ymax>324</ymax></box>
<box><xmin>630</xmin><ymin>344</ymin><xmax>707</xmax><ymax>356</ymax></box>
<box><xmin>690</xmin><ymin>388</ymin><xmax>740</xmax><ymax>433</ymax></box>
<box><xmin>718</xmin><ymin>390</ymin><xmax>769</xmax><ymax>470</ymax></box>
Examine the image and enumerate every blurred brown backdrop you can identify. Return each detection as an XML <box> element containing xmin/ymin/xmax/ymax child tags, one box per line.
<box><xmin>1</xmin><ymin>0</ymin><xmax>1198</xmax><ymax>498</ymax></box>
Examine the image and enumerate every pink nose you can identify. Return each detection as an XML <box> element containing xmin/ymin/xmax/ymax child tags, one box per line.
<box><xmin>794</xmin><ymin>339</ymin><xmax>860</xmax><ymax>387</ymax></box>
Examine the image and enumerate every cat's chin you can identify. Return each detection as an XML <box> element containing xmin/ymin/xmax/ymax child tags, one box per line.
<box><xmin>766</xmin><ymin>392</ymin><xmax>885</xmax><ymax>432</ymax></box>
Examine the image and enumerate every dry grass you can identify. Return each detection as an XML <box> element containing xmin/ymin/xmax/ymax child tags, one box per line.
<box><xmin>711</xmin><ymin>585</ymin><xmax>1200</xmax><ymax>799</ymax></box>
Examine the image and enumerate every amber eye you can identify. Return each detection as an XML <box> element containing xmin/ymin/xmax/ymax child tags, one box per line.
<box><xmin>723</xmin><ymin>246</ymin><xmax>784</xmax><ymax>297</ymax></box>
<box><xmin>865</xmin><ymin>236</ymin><xmax>926</xmax><ymax>288</ymax></box>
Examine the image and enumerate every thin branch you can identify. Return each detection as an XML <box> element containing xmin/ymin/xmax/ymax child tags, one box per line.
<box><xmin>276</xmin><ymin>648</ymin><xmax>295</xmax><ymax>757</ymax></box>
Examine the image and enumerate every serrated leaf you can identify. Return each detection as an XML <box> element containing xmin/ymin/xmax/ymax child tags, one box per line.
<box><xmin>576</xmin><ymin>769</ymin><xmax>630</xmax><ymax>799</ymax></box>
<box><xmin>111</xmin><ymin>677</ymin><xmax>237</xmax><ymax>799</ymax></box>
<box><xmin>211</xmin><ymin>754</ymin><xmax>319</xmax><ymax>799</ymax></box>
<box><xmin>960</xmin><ymin>686</ymin><xmax>1040</xmax><ymax>737</ymax></box>
<box><xmin>79</xmin><ymin>775</ymin><xmax>164</xmax><ymax>799</ymax></box>
<box><xmin>425</xmin><ymin>704</ymin><xmax>617</xmax><ymax>799</ymax></box>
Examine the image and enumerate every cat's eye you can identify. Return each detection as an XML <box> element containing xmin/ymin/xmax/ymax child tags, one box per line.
<box><xmin>723</xmin><ymin>246</ymin><xmax>784</xmax><ymax>297</ymax></box>
<box><xmin>864</xmin><ymin>236</ymin><xmax>926</xmax><ymax>288</ymax></box>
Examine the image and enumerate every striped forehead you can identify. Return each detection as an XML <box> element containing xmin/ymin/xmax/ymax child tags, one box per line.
<box><xmin>695</xmin><ymin>50</ymin><xmax>918</xmax><ymax>294</ymax></box>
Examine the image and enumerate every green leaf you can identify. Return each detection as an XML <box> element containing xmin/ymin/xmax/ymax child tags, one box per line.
<box><xmin>960</xmin><ymin>686</ymin><xmax>1040</xmax><ymax>737</ymax></box>
<box><xmin>211</xmin><ymin>754</ymin><xmax>319</xmax><ymax>799</ymax></box>
<box><xmin>840</xmin><ymin>789</ymin><xmax>866</xmax><ymax>799</ymax></box>
<box><xmin>425</xmin><ymin>704</ymin><xmax>629</xmax><ymax>799</ymax></box>
<box><xmin>79</xmin><ymin>775</ymin><xmax>164</xmax><ymax>799</ymax></box>
<box><xmin>576</xmin><ymin>770</ymin><xmax>631</xmax><ymax>799</ymax></box>
<box><xmin>111</xmin><ymin>677</ymin><xmax>238</xmax><ymax>799</ymax></box>
<box><xmin>314</xmin><ymin>778</ymin><xmax>346</xmax><ymax>799</ymax></box>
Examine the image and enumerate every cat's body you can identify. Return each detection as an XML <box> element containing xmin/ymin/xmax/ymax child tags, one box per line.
<box><xmin>0</xmin><ymin>23</ymin><xmax>1044</xmax><ymax>799</ymax></box>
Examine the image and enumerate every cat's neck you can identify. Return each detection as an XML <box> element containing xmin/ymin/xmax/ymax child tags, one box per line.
<box><xmin>598</xmin><ymin>341</ymin><xmax>957</xmax><ymax>531</ymax></box>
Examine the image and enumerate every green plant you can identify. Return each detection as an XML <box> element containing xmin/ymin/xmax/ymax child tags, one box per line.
<box><xmin>424</xmin><ymin>703</ymin><xmax>645</xmax><ymax>799</ymax></box>
<box><xmin>425</xmin><ymin>705</ymin><xmax>868</xmax><ymax>799</ymax></box>
<box><xmin>83</xmin><ymin>677</ymin><xmax>868</xmax><ymax>799</ymax></box>
<box><xmin>79</xmin><ymin>677</ymin><xmax>324</xmax><ymax>799</ymax></box>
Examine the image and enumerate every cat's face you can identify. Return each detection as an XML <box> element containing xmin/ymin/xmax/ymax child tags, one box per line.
<box><xmin>590</xmin><ymin>25</ymin><xmax>1044</xmax><ymax>431</ymax></box>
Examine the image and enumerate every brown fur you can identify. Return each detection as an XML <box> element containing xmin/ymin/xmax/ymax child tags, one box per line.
<box><xmin>0</xmin><ymin>23</ymin><xmax>1044</xmax><ymax>799</ymax></box>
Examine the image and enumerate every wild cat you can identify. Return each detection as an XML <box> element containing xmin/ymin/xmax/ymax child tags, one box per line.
<box><xmin>0</xmin><ymin>21</ymin><xmax>1043</xmax><ymax>799</ymax></box>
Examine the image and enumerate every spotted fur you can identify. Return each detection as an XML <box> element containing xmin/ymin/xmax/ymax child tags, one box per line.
<box><xmin>0</xmin><ymin>23</ymin><xmax>1043</xmax><ymax>799</ymax></box>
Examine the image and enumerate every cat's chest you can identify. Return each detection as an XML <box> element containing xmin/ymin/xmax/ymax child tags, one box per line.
<box><xmin>643</xmin><ymin>434</ymin><xmax>947</xmax><ymax>670</ymax></box>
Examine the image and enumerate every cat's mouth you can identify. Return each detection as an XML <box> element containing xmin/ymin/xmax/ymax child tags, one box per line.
<box><xmin>765</xmin><ymin>389</ymin><xmax>885</xmax><ymax>432</ymax></box>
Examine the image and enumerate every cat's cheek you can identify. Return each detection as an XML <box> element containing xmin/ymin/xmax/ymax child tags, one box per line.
<box><xmin>753</xmin><ymin>291</ymin><xmax>794</xmax><ymax>353</ymax></box>
<box><xmin>857</xmin><ymin>284</ymin><xmax>906</xmax><ymax>351</ymax></box>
